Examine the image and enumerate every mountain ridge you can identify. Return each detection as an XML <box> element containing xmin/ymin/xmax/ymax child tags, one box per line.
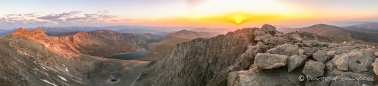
<box><xmin>90</xmin><ymin>30</ymin><xmax>163</xmax><ymax>47</ymax></box>
<box><xmin>9</xmin><ymin>28</ymin><xmax>139</xmax><ymax>58</ymax></box>
<box><xmin>293</xmin><ymin>24</ymin><xmax>378</xmax><ymax>43</ymax></box>
<box><xmin>143</xmin><ymin>30</ymin><xmax>218</xmax><ymax>60</ymax></box>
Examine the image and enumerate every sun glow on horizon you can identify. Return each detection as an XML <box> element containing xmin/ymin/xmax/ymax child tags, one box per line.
<box><xmin>232</xmin><ymin>14</ymin><xmax>244</xmax><ymax>25</ymax></box>
<box><xmin>185</xmin><ymin>0</ymin><xmax>294</xmax><ymax>25</ymax></box>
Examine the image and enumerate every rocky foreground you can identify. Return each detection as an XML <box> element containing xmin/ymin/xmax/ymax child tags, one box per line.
<box><xmin>133</xmin><ymin>24</ymin><xmax>378</xmax><ymax>86</ymax></box>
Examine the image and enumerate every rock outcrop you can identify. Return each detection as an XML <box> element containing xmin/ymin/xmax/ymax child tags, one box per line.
<box><xmin>266</xmin><ymin>44</ymin><xmax>299</xmax><ymax>56</ymax></box>
<box><xmin>253</xmin><ymin>53</ymin><xmax>288</xmax><ymax>69</ymax></box>
<box><xmin>287</xmin><ymin>55</ymin><xmax>307</xmax><ymax>72</ymax></box>
<box><xmin>228</xmin><ymin>67</ymin><xmax>302</xmax><ymax>86</ymax></box>
<box><xmin>332</xmin><ymin>51</ymin><xmax>375</xmax><ymax>72</ymax></box>
<box><xmin>303</xmin><ymin>60</ymin><xmax>325</xmax><ymax>77</ymax></box>
<box><xmin>372</xmin><ymin>59</ymin><xmax>378</xmax><ymax>75</ymax></box>
<box><xmin>133</xmin><ymin>24</ymin><xmax>378</xmax><ymax>86</ymax></box>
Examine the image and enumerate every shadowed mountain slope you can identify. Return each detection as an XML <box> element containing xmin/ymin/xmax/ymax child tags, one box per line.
<box><xmin>143</xmin><ymin>30</ymin><xmax>218</xmax><ymax>60</ymax></box>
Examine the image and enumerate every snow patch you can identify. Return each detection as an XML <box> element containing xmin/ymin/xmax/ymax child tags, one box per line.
<box><xmin>40</xmin><ymin>79</ymin><xmax>57</xmax><ymax>86</ymax></box>
<box><xmin>57</xmin><ymin>75</ymin><xmax>67</xmax><ymax>81</ymax></box>
<box><xmin>41</xmin><ymin>66</ymin><xmax>47</xmax><ymax>70</ymax></box>
<box><xmin>62</xmin><ymin>64</ymin><xmax>69</xmax><ymax>73</ymax></box>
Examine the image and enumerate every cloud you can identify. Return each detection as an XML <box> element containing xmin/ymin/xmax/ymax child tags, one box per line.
<box><xmin>111</xmin><ymin>19</ymin><xmax>133</xmax><ymax>22</ymax></box>
<box><xmin>6</xmin><ymin>14</ymin><xmax>22</xmax><ymax>17</ymax></box>
<box><xmin>0</xmin><ymin>17</ymin><xmax>48</xmax><ymax>25</ymax></box>
<box><xmin>0</xmin><ymin>10</ymin><xmax>131</xmax><ymax>26</ymax></box>
<box><xmin>84</xmin><ymin>14</ymin><xmax>116</xmax><ymax>20</ymax></box>
<box><xmin>37</xmin><ymin>11</ymin><xmax>82</xmax><ymax>21</ymax></box>
<box><xmin>4</xmin><ymin>12</ymin><xmax>39</xmax><ymax>18</ymax></box>
<box><xmin>36</xmin><ymin>11</ymin><xmax>116</xmax><ymax>23</ymax></box>
<box><xmin>98</xmin><ymin>10</ymin><xmax>109</xmax><ymax>13</ymax></box>
<box><xmin>65</xmin><ymin>14</ymin><xmax>116</xmax><ymax>22</ymax></box>
<box><xmin>24</xmin><ymin>13</ymin><xmax>38</xmax><ymax>17</ymax></box>
<box><xmin>186</xmin><ymin>0</ymin><xmax>205</xmax><ymax>8</ymax></box>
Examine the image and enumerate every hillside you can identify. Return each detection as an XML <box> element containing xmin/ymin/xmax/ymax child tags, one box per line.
<box><xmin>276</xmin><ymin>27</ymin><xmax>297</xmax><ymax>33</ymax></box>
<box><xmin>11</xmin><ymin>28</ymin><xmax>139</xmax><ymax>58</ymax></box>
<box><xmin>345</xmin><ymin>23</ymin><xmax>378</xmax><ymax>32</ymax></box>
<box><xmin>142</xmin><ymin>30</ymin><xmax>218</xmax><ymax>60</ymax></box>
<box><xmin>297</xmin><ymin>24</ymin><xmax>378</xmax><ymax>43</ymax></box>
<box><xmin>90</xmin><ymin>30</ymin><xmax>162</xmax><ymax>47</ymax></box>
<box><xmin>0</xmin><ymin>35</ymin><xmax>88</xmax><ymax>85</ymax></box>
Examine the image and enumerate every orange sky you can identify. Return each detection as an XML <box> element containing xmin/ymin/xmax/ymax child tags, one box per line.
<box><xmin>1</xmin><ymin>0</ymin><xmax>378</xmax><ymax>29</ymax></box>
<box><xmin>119</xmin><ymin>0</ymin><xmax>378</xmax><ymax>29</ymax></box>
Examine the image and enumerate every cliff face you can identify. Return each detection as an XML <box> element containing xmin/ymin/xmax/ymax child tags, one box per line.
<box><xmin>134</xmin><ymin>24</ymin><xmax>378</xmax><ymax>86</ymax></box>
<box><xmin>11</xmin><ymin>28</ymin><xmax>139</xmax><ymax>58</ymax></box>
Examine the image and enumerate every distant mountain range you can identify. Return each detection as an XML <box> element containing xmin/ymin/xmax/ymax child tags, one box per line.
<box><xmin>301</xmin><ymin>24</ymin><xmax>378</xmax><ymax>43</ymax></box>
<box><xmin>0</xmin><ymin>29</ymin><xmax>13</xmax><ymax>37</ymax></box>
<box><xmin>189</xmin><ymin>27</ymin><xmax>231</xmax><ymax>34</ymax></box>
<box><xmin>277</xmin><ymin>23</ymin><xmax>378</xmax><ymax>43</ymax></box>
<box><xmin>344</xmin><ymin>23</ymin><xmax>378</xmax><ymax>32</ymax></box>
<box><xmin>0</xmin><ymin>26</ymin><xmax>233</xmax><ymax>38</ymax></box>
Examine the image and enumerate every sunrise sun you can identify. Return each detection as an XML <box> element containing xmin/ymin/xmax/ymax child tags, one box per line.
<box><xmin>233</xmin><ymin>14</ymin><xmax>244</xmax><ymax>25</ymax></box>
<box><xmin>190</xmin><ymin>0</ymin><xmax>293</xmax><ymax>25</ymax></box>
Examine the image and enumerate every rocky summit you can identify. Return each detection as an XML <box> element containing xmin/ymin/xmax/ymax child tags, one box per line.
<box><xmin>133</xmin><ymin>24</ymin><xmax>378</xmax><ymax>86</ymax></box>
